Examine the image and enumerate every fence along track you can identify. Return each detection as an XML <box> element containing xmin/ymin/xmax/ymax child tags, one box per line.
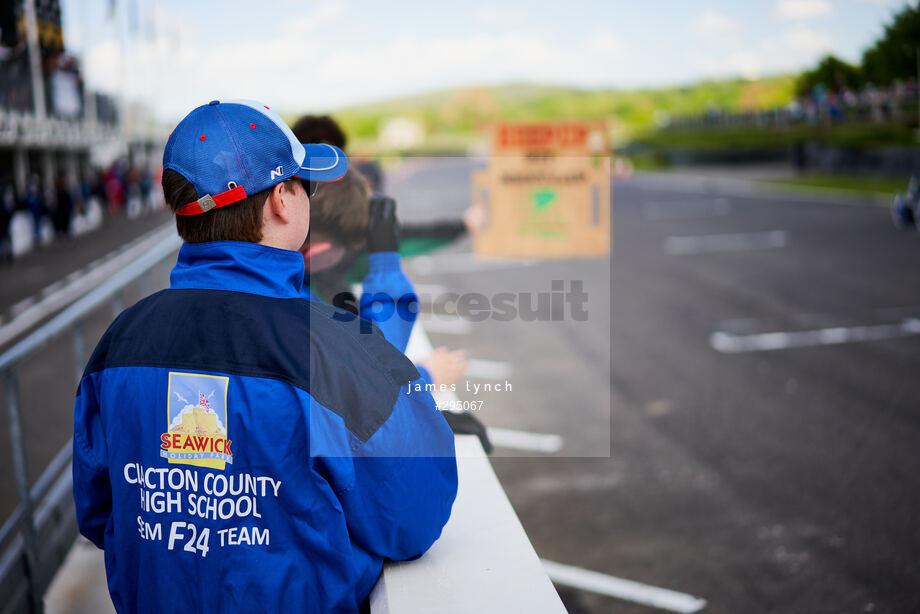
<box><xmin>0</xmin><ymin>229</ymin><xmax>180</xmax><ymax>614</ymax></box>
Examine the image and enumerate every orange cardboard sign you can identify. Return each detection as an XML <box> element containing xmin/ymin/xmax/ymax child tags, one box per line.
<box><xmin>491</xmin><ymin>121</ymin><xmax>608</xmax><ymax>155</ymax></box>
<box><xmin>473</xmin><ymin>121</ymin><xmax>611</xmax><ymax>259</ymax></box>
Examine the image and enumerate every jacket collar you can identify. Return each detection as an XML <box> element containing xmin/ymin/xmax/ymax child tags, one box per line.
<box><xmin>170</xmin><ymin>241</ymin><xmax>305</xmax><ymax>299</ymax></box>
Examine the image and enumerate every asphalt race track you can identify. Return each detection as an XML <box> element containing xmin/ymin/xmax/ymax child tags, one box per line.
<box><xmin>2</xmin><ymin>160</ymin><xmax>919</xmax><ymax>613</ymax></box>
<box><xmin>391</xmin><ymin>159</ymin><xmax>920</xmax><ymax>613</ymax></box>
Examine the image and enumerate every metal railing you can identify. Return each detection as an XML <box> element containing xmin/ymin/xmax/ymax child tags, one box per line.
<box><xmin>0</xmin><ymin>231</ymin><xmax>179</xmax><ymax>614</ymax></box>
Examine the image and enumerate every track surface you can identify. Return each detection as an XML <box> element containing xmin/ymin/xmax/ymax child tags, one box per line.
<box><xmin>391</xmin><ymin>160</ymin><xmax>920</xmax><ymax>614</ymax></box>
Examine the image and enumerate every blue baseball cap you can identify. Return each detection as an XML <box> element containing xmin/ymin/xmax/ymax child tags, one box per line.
<box><xmin>163</xmin><ymin>99</ymin><xmax>348</xmax><ymax>216</ymax></box>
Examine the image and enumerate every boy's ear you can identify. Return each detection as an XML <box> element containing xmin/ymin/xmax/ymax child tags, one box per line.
<box><xmin>265</xmin><ymin>182</ymin><xmax>291</xmax><ymax>224</ymax></box>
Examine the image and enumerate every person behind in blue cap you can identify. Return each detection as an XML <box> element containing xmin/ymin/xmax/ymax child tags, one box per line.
<box><xmin>72</xmin><ymin>99</ymin><xmax>458</xmax><ymax>614</ymax></box>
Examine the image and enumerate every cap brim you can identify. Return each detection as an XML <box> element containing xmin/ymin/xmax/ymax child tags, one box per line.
<box><xmin>295</xmin><ymin>143</ymin><xmax>348</xmax><ymax>182</ymax></box>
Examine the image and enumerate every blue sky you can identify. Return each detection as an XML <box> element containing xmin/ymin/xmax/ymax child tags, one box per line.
<box><xmin>60</xmin><ymin>0</ymin><xmax>914</xmax><ymax>121</ymax></box>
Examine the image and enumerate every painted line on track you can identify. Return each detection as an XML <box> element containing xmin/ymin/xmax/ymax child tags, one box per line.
<box><xmin>465</xmin><ymin>358</ymin><xmax>512</xmax><ymax>380</ymax></box>
<box><xmin>9</xmin><ymin>296</ymin><xmax>37</xmax><ymax>318</ymax></box>
<box><xmin>664</xmin><ymin>230</ymin><xmax>788</xmax><ymax>255</ymax></box>
<box><xmin>486</xmin><ymin>427</ymin><xmax>563</xmax><ymax>453</ymax></box>
<box><xmin>542</xmin><ymin>559</ymin><xmax>707</xmax><ymax>613</ymax></box>
<box><xmin>711</xmin><ymin>318</ymin><xmax>920</xmax><ymax>353</ymax></box>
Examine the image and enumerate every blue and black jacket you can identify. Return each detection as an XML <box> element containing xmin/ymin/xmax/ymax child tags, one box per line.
<box><xmin>72</xmin><ymin>241</ymin><xmax>458</xmax><ymax>614</ymax></box>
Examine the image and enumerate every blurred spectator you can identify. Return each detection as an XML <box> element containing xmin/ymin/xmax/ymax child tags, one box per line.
<box><xmin>139</xmin><ymin>166</ymin><xmax>153</xmax><ymax>211</ymax></box>
<box><xmin>103</xmin><ymin>162</ymin><xmax>126</xmax><ymax>217</ymax></box>
<box><xmin>291</xmin><ymin>114</ymin><xmax>387</xmax><ymax>192</ymax></box>
<box><xmin>52</xmin><ymin>172</ymin><xmax>73</xmax><ymax>238</ymax></box>
<box><xmin>291</xmin><ymin>115</ymin><xmax>347</xmax><ymax>150</ymax></box>
<box><xmin>24</xmin><ymin>174</ymin><xmax>44</xmax><ymax>245</ymax></box>
<box><xmin>0</xmin><ymin>178</ymin><xmax>14</xmax><ymax>262</ymax></box>
<box><xmin>666</xmin><ymin>77</ymin><xmax>919</xmax><ymax>130</ymax></box>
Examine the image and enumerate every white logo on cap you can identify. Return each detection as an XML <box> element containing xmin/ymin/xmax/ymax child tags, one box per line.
<box><xmin>270</xmin><ymin>166</ymin><xmax>283</xmax><ymax>180</ymax></box>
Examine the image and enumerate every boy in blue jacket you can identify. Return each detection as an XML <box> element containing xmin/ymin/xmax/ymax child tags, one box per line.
<box><xmin>72</xmin><ymin>99</ymin><xmax>458</xmax><ymax>614</ymax></box>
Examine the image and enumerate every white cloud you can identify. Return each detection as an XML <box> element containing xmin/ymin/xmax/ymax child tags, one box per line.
<box><xmin>774</xmin><ymin>0</ymin><xmax>833</xmax><ymax>20</ymax></box>
<box><xmin>584</xmin><ymin>31</ymin><xmax>627</xmax><ymax>59</ymax></box>
<box><xmin>686</xmin><ymin>21</ymin><xmax>835</xmax><ymax>83</ymax></box>
<box><xmin>692</xmin><ymin>9</ymin><xmax>743</xmax><ymax>35</ymax></box>
<box><xmin>82</xmin><ymin>6</ymin><xmax>630</xmax><ymax>124</ymax></box>
<box><xmin>731</xmin><ymin>51</ymin><xmax>762</xmax><ymax>80</ymax></box>
<box><xmin>473</xmin><ymin>6</ymin><xmax>521</xmax><ymax>27</ymax></box>
<box><xmin>782</xmin><ymin>25</ymin><xmax>833</xmax><ymax>54</ymax></box>
<box><xmin>282</xmin><ymin>1</ymin><xmax>346</xmax><ymax>35</ymax></box>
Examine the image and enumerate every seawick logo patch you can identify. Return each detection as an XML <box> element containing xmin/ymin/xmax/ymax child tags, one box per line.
<box><xmin>160</xmin><ymin>372</ymin><xmax>232</xmax><ymax>470</ymax></box>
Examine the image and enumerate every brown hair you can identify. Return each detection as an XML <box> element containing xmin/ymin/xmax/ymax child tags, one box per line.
<box><xmin>291</xmin><ymin>115</ymin><xmax>347</xmax><ymax>149</ymax></box>
<box><xmin>161</xmin><ymin>169</ymin><xmax>298</xmax><ymax>243</ymax></box>
<box><xmin>308</xmin><ymin>167</ymin><xmax>370</xmax><ymax>249</ymax></box>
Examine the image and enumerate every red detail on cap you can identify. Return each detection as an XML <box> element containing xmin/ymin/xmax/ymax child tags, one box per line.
<box><xmin>250</xmin><ymin>123</ymin><xmax>256</xmax><ymax>129</ymax></box>
<box><xmin>264</xmin><ymin>105</ymin><xmax>269</xmax><ymax>109</ymax></box>
<box><xmin>176</xmin><ymin>185</ymin><xmax>248</xmax><ymax>216</ymax></box>
<box><xmin>199</xmin><ymin>135</ymin><xmax>206</xmax><ymax>141</ymax></box>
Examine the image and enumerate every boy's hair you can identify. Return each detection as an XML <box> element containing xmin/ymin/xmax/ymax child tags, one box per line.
<box><xmin>291</xmin><ymin>115</ymin><xmax>347</xmax><ymax>150</ymax></box>
<box><xmin>162</xmin><ymin>169</ymin><xmax>298</xmax><ymax>243</ymax></box>
<box><xmin>308</xmin><ymin>167</ymin><xmax>370</xmax><ymax>249</ymax></box>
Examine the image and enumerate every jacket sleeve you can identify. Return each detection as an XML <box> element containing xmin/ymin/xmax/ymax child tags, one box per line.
<box><xmin>72</xmin><ymin>374</ymin><xmax>111</xmax><ymax>549</ymax></box>
<box><xmin>359</xmin><ymin>252</ymin><xmax>418</xmax><ymax>353</ymax></box>
<box><xmin>316</xmin><ymin>383</ymin><xmax>458</xmax><ymax>561</ymax></box>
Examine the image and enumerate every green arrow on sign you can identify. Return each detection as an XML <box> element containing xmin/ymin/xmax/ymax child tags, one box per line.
<box><xmin>532</xmin><ymin>188</ymin><xmax>557</xmax><ymax>210</ymax></box>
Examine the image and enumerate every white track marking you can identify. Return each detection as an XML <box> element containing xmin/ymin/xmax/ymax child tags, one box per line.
<box><xmin>664</xmin><ymin>230</ymin><xmax>788</xmax><ymax>255</ymax></box>
<box><xmin>40</xmin><ymin>280</ymin><xmax>66</xmax><ymax>298</ymax></box>
<box><xmin>465</xmin><ymin>359</ymin><xmax>513</xmax><ymax>380</ymax></box>
<box><xmin>9</xmin><ymin>297</ymin><xmax>36</xmax><ymax>318</ymax></box>
<box><xmin>541</xmin><ymin>560</ymin><xmax>707</xmax><ymax>613</ymax></box>
<box><xmin>486</xmin><ymin>428</ymin><xmax>563</xmax><ymax>453</ymax></box>
<box><xmin>711</xmin><ymin>319</ymin><xmax>920</xmax><ymax>353</ymax></box>
<box><xmin>65</xmin><ymin>269</ymin><xmax>84</xmax><ymax>283</ymax></box>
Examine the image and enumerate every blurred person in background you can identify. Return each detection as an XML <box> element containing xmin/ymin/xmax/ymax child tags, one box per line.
<box><xmin>103</xmin><ymin>161</ymin><xmax>125</xmax><ymax>217</ymax></box>
<box><xmin>0</xmin><ymin>175</ymin><xmax>14</xmax><ymax>262</ymax></box>
<box><xmin>52</xmin><ymin>172</ymin><xmax>73</xmax><ymax>239</ymax></box>
<box><xmin>126</xmin><ymin>166</ymin><xmax>143</xmax><ymax>216</ymax></box>
<box><xmin>24</xmin><ymin>174</ymin><xmax>43</xmax><ymax>246</ymax></box>
<box><xmin>139</xmin><ymin>165</ymin><xmax>154</xmax><ymax>211</ymax></box>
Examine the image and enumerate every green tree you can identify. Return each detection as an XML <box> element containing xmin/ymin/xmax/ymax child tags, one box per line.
<box><xmin>861</xmin><ymin>3</ymin><xmax>920</xmax><ymax>85</ymax></box>
<box><xmin>796</xmin><ymin>55</ymin><xmax>863</xmax><ymax>96</ymax></box>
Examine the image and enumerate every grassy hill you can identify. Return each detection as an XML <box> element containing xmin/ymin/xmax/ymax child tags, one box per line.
<box><xmin>283</xmin><ymin>76</ymin><xmax>798</xmax><ymax>153</ymax></box>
